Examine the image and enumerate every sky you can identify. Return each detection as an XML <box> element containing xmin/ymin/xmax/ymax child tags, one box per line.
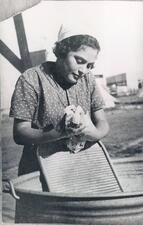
<box><xmin>1</xmin><ymin>1</ymin><xmax>143</xmax><ymax>109</ymax></box>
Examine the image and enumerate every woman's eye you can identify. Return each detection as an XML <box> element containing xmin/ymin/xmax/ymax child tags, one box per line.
<box><xmin>77</xmin><ymin>59</ymin><xmax>83</xmax><ymax>64</ymax></box>
<box><xmin>75</xmin><ymin>57</ymin><xmax>85</xmax><ymax>64</ymax></box>
<box><xmin>77</xmin><ymin>59</ymin><xmax>82</xmax><ymax>64</ymax></box>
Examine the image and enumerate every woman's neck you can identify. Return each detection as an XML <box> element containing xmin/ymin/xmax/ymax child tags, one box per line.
<box><xmin>54</xmin><ymin>61</ymin><xmax>73</xmax><ymax>90</ymax></box>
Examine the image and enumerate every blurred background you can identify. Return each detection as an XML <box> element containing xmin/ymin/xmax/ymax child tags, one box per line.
<box><xmin>0</xmin><ymin>0</ymin><xmax>143</xmax><ymax>223</ymax></box>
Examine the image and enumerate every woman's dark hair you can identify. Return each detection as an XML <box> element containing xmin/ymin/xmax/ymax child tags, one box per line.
<box><xmin>53</xmin><ymin>35</ymin><xmax>100</xmax><ymax>59</ymax></box>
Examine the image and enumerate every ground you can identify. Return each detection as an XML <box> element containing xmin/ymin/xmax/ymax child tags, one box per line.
<box><xmin>103</xmin><ymin>107</ymin><xmax>143</xmax><ymax>158</ymax></box>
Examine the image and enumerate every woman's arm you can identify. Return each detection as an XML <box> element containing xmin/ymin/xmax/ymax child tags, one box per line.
<box><xmin>69</xmin><ymin>109</ymin><xmax>109</xmax><ymax>142</ymax></box>
<box><xmin>13</xmin><ymin>109</ymin><xmax>109</xmax><ymax>145</ymax></box>
<box><xmin>86</xmin><ymin>109</ymin><xmax>110</xmax><ymax>141</ymax></box>
<box><xmin>13</xmin><ymin>119</ymin><xmax>68</xmax><ymax>145</ymax></box>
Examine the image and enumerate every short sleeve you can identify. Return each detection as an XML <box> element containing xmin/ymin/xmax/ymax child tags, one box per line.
<box><xmin>90</xmin><ymin>76</ymin><xmax>104</xmax><ymax>112</ymax></box>
<box><xmin>9</xmin><ymin>75</ymin><xmax>38</xmax><ymax>121</ymax></box>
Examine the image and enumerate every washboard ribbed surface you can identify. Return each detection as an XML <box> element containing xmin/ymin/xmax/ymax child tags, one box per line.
<box><xmin>37</xmin><ymin>142</ymin><xmax>123</xmax><ymax>193</ymax></box>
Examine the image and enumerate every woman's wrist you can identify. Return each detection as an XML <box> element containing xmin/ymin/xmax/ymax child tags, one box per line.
<box><xmin>43</xmin><ymin>127</ymin><xmax>72</xmax><ymax>143</ymax></box>
<box><xmin>44</xmin><ymin>129</ymin><xmax>63</xmax><ymax>142</ymax></box>
<box><xmin>84</xmin><ymin>126</ymin><xmax>100</xmax><ymax>142</ymax></box>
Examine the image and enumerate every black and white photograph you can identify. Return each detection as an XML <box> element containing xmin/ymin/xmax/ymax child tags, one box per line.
<box><xmin>1</xmin><ymin>0</ymin><xmax>143</xmax><ymax>224</ymax></box>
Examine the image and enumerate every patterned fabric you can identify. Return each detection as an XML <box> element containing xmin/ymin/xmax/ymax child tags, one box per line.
<box><xmin>9</xmin><ymin>61</ymin><xmax>104</xmax><ymax>175</ymax></box>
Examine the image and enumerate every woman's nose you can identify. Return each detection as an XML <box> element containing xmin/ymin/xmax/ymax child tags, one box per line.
<box><xmin>78</xmin><ymin>65</ymin><xmax>89</xmax><ymax>75</ymax></box>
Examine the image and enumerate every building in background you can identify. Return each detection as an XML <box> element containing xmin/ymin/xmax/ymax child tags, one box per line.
<box><xmin>106</xmin><ymin>73</ymin><xmax>129</xmax><ymax>97</ymax></box>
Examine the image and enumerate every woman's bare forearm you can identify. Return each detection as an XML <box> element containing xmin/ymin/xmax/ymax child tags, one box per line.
<box><xmin>95</xmin><ymin>119</ymin><xmax>109</xmax><ymax>140</ymax></box>
<box><xmin>13</xmin><ymin>120</ymin><xmax>65</xmax><ymax>145</ymax></box>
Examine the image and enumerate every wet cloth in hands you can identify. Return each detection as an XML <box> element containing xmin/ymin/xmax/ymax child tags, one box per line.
<box><xmin>64</xmin><ymin>105</ymin><xmax>86</xmax><ymax>153</ymax></box>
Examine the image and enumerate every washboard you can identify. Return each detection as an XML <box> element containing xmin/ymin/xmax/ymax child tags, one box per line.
<box><xmin>37</xmin><ymin>141</ymin><xmax>123</xmax><ymax>193</ymax></box>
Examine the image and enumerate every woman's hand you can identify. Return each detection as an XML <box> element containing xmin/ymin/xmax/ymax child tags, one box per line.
<box><xmin>79</xmin><ymin>112</ymin><xmax>98</xmax><ymax>141</ymax></box>
<box><xmin>64</xmin><ymin>112</ymin><xmax>95</xmax><ymax>141</ymax></box>
<box><xmin>65</xmin><ymin>109</ymin><xmax>109</xmax><ymax>142</ymax></box>
<box><xmin>70</xmin><ymin>112</ymin><xmax>98</xmax><ymax>142</ymax></box>
<box><xmin>63</xmin><ymin>105</ymin><xmax>86</xmax><ymax>137</ymax></box>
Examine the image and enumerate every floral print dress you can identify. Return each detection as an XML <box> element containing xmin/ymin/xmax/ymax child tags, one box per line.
<box><xmin>10</xmin><ymin>61</ymin><xmax>104</xmax><ymax>175</ymax></box>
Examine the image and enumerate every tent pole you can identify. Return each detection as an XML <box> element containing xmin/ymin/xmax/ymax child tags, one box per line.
<box><xmin>0</xmin><ymin>40</ymin><xmax>24</xmax><ymax>73</ymax></box>
<box><xmin>13</xmin><ymin>13</ymin><xmax>32</xmax><ymax>70</ymax></box>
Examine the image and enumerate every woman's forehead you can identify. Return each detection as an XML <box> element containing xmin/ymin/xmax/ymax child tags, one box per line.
<box><xmin>70</xmin><ymin>45</ymin><xmax>98</xmax><ymax>62</ymax></box>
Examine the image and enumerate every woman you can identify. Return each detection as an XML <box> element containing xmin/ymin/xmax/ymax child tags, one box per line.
<box><xmin>10</xmin><ymin>25</ymin><xmax>109</xmax><ymax>183</ymax></box>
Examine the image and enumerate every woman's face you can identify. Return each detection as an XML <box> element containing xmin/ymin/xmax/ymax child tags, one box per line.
<box><xmin>58</xmin><ymin>45</ymin><xmax>99</xmax><ymax>84</ymax></box>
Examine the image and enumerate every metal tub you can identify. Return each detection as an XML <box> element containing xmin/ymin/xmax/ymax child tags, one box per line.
<box><xmin>10</xmin><ymin>168</ymin><xmax>143</xmax><ymax>224</ymax></box>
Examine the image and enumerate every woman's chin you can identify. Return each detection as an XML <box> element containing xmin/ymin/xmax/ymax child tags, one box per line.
<box><xmin>68</xmin><ymin>76</ymin><xmax>79</xmax><ymax>84</ymax></box>
<box><xmin>63</xmin><ymin>74</ymin><xmax>79</xmax><ymax>85</ymax></box>
<box><xmin>69</xmin><ymin>80</ymin><xmax>78</xmax><ymax>85</ymax></box>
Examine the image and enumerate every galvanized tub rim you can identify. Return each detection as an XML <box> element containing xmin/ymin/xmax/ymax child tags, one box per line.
<box><xmin>11</xmin><ymin>171</ymin><xmax>143</xmax><ymax>200</ymax></box>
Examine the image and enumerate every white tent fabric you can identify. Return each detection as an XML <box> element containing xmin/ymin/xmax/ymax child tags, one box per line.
<box><xmin>0</xmin><ymin>0</ymin><xmax>41</xmax><ymax>22</ymax></box>
<box><xmin>138</xmin><ymin>88</ymin><xmax>143</xmax><ymax>97</ymax></box>
<box><xmin>96</xmin><ymin>80</ymin><xmax>119</xmax><ymax>108</ymax></box>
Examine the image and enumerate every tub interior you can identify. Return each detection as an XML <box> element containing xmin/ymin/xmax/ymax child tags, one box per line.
<box><xmin>113</xmin><ymin>158</ymin><xmax>143</xmax><ymax>192</ymax></box>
